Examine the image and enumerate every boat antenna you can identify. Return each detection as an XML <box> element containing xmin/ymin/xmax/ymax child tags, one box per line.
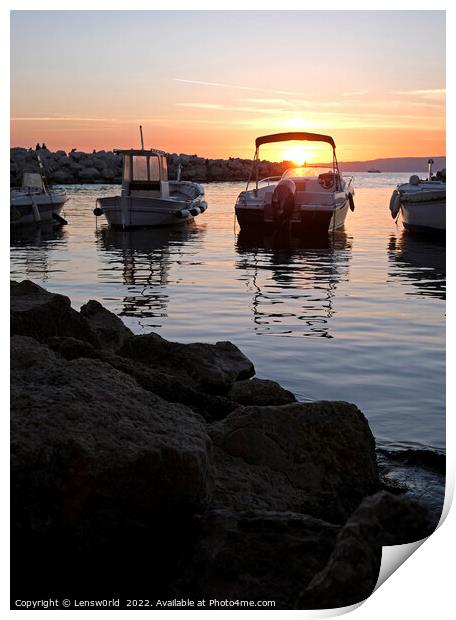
<box><xmin>139</xmin><ymin>125</ymin><xmax>145</xmax><ymax>150</ymax></box>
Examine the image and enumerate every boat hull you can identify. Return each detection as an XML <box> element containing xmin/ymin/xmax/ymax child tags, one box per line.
<box><xmin>235</xmin><ymin>200</ymin><xmax>349</xmax><ymax>235</ymax></box>
<box><xmin>401</xmin><ymin>199</ymin><xmax>446</xmax><ymax>236</ymax></box>
<box><xmin>97</xmin><ymin>196</ymin><xmax>207</xmax><ymax>229</ymax></box>
<box><xmin>10</xmin><ymin>195</ymin><xmax>67</xmax><ymax>226</ymax></box>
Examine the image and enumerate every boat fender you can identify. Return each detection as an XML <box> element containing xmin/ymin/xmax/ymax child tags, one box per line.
<box><xmin>93</xmin><ymin>207</ymin><xmax>103</xmax><ymax>217</ymax></box>
<box><xmin>348</xmin><ymin>193</ymin><xmax>355</xmax><ymax>212</ymax></box>
<box><xmin>190</xmin><ymin>207</ymin><xmax>201</xmax><ymax>216</ymax></box>
<box><xmin>52</xmin><ymin>212</ymin><xmax>68</xmax><ymax>225</ymax></box>
<box><xmin>199</xmin><ymin>202</ymin><xmax>207</xmax><ymax>213</ymax></box>
<box><xmin>389</xmin><ymin>190</ymin><xmax>402</xmax><ymax>219</ymax></box>
<box><xmin>175</xmin><ymin>209</ymin><xmax>190</xmax><ymax>219</ymax></box>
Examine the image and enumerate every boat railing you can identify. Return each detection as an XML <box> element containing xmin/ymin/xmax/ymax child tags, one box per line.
<box><xmin>257</xmin><ymin>176</ymin><xmax>281</xmax><ymax>187</ymax></box>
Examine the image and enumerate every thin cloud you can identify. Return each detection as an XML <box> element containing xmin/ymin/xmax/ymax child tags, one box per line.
<box><xmin>176</xmin><ymin>103</ymin><xmax>223</xmax><ymax>110</ymax></box>
<box><xmin>174</xmin><ymin>78</ymin><xmax>300</xmax><ymax>96</ymax></box>
<box><xmin>176</xmin><ymin>102</ymin><xmax>287</xmax><ymax>114</ymax></box>
<box><xmin>342</xmin><ymin>90</ymin><xmax>369</xmax><ymax>96</ymax></box>
<box><xmin>392</xmin><ymin>88</ymin><xmax>445</xmax><ymax>96</ymax></box>
<box><xmin>241</xmin><ymin>98</ymin><xmax>294</xmax><ymax>106</ymax></box>
<box><xmin>11</xmin><ymin>116</ymin><xmax>126</xmax><ymax>122</ymax></box>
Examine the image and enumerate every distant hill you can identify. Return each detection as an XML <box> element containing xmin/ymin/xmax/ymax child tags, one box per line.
<box><xmin>330</xmin><ymin>157</ymin><xmax>446</xmax><ymax>173</ymax></box>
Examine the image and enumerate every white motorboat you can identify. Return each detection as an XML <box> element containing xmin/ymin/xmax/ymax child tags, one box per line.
<box><xmin>94</xmin><ymin>129</ymin><xmax>207</xmax><ymax>229</ymax></box>
<box><xmin>10</xmin><ymin>158</ymin><xmax>67</xmax><ymax>226</ymax></box>
<box><xmin>389</xmin><ymin>160</ymin><xmax>446</xmax><ymax>236</ymax></box>
<box><xmin>235</xmin><ymin>132</ymin><xmax>355</xmax><ymax>235</ymax></box>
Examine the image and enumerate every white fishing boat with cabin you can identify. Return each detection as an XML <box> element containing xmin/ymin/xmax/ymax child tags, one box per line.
<box><xmin>94</xmin><ymin>127</ymin><xmax>207</xmax><ymax>229</ymax></box>
<box><xmin>235</xmin><ymin>132</ymin><xmax>355</xmax><ymax>235</ymax></box>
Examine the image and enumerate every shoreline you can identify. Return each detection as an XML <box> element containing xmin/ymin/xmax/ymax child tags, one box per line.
<box><xmin>11</xmin><ymin>280</ymin><xmax>440</xmax><ymax>609</ymax></box>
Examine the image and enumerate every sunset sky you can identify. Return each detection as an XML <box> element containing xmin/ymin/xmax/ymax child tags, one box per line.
<box><xmin>10</xmin><ymin>10</ymin><xmax>445</xmax><ymax>162</ymax></box>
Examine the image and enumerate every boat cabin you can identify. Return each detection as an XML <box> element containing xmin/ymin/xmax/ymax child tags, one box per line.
<box><xmin>21</xmin><ymin>172</ymin><xmax>45</xmax><ymax>192</ymax></box>
<box><xmin>115</xmin><ymin>149</ymin><xmax>170</xmax><ymax>199</ymax></box>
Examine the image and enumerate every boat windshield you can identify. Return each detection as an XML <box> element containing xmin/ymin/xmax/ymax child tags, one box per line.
<box><xmin>281</xmin><ymin>166</ymin><xmax>334</xmax><ymax>179</ymax></box>
<box><xmin>124</xmin><ymin>154</ymin><xmax>164</xmax><ymax>182</ymax></box>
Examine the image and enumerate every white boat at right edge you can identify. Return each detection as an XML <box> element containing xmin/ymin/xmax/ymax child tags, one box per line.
<box><xmin>390</xmin><ymin>159</ymin><xmax>446</xmax><ymax>236</ymax></box>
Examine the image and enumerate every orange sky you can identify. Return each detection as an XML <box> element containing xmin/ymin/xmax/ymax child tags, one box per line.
<box><xmin>10</xmin><ymin>11</ymin><xmax>446</xmax><ymax>162</ymax></box>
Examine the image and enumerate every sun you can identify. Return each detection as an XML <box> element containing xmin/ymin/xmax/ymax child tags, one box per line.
<box><xmin>281</xmin><ymin>146</ymin><xmax>313</xmax><ymax>166</ymax></box>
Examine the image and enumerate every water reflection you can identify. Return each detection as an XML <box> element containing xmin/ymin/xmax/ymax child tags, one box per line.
<box><xmin>387</xmin><ymin>232</ymin><xmax>446</xmax><ymax>300</ymax></box>
<box><xmin>10</xmin><ymin>224</ymin><xmax>68</xmax><ymax>282</ymax></box>
<box><xmin>235</xmin><ymin>229</ymin><xmax>352</xmax><ymax>338</ymax></box>
<box><xmin>96</xmin><ymin>224</ymin><xmax>206</xmax><ymax>320</ymax></box>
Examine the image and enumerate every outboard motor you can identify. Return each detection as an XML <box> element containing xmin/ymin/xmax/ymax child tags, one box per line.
<box><xmin>272</xmin><ymin>179</ymin><xmax>296</xmax><ymax>225</ymax></box>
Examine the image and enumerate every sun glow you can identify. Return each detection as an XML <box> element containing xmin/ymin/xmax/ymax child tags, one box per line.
<box><xmin>281</xmin><ymin>146</ymin><xmax>313</xmax><ymax>166</ymax></box>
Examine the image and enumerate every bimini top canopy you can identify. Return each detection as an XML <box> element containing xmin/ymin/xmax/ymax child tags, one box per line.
<box><xmin>255</xmin><ymin>132</ymin><xmax>336</xmax><ymax>149</ymax></box>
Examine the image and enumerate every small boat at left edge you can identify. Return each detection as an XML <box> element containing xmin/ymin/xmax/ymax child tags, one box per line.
<box><xmin>10</xmin><ymin>154</ymin><xmax>68</xmax><ymax>226</ymax></box>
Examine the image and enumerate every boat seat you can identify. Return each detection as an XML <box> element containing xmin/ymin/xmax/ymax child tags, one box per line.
<box><xmin>295</xmin><ymin>191</ymin><xmax>336</xmax><ymax>206</ymax></box>
<box><xmin>130</xmin><ymin>190</ymin><xmax>162</xmax><ymax>198</ymax></box>
<box><xmin>129</xmin><ymin>181</ymin><xmax>161</xmax><ymax>192</ymax></box>
<box><xmin>263</xmin><ymin>188</ymin><xmax>274</xmax><ymax>204</ymax></box>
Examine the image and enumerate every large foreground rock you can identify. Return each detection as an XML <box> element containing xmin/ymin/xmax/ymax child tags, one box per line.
<box><xmin>10</xmin><ymin>281</ymin><xmax>434</xmax><ymax>607</ymax></box>
<box><xmin>47</xmin><ymin>336</ymin><xmax>237</xmax><ymax>422</ymax></box>
<box><xmin>210</xmin><ymin>401</ymin><xmax>379</xmax><ymax>522</ymax></box>
<box><xmin>298</xmin><ymin>491</ymin><xmax>433</xmax><ymax>608</ymax></box>
<box><xmin>80</xmin><ymin>299</ymin><xmax>133</xmax><ymax>350</ymax></box>
<box><xmin>228</xmin><ymin>377</ymin><xmax>296</xmax><ymax>406</ymax></box>
<box><xmin>174</xmin><ymin>509</ymin><xmax>339</xmax><ymax>608</ymax></box>
<box><xmin>11</xmin><ymin>280</ymin><xmax>97</xmax><ymax>345</ymax></box>
<box><xmin>11</xmin><ymin>335</ymin><xmax>214</xmax><ymax>538</ymax></box>
<box><xmin>119</xmin><ymin>333</ymin><xmax>255</xmax><ymax>394</ymax></box>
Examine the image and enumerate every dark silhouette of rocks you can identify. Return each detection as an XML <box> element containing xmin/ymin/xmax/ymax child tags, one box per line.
<box><xmin>209</xmin><ymin>401</ymin><xmax>378</xmax><ymax>523</ymax></box>
<box><xmin>298</xmin><ymin>491</ymin><xmax>433</xmax><ymax>608</ymax></box>
<box><xmin>228</xmin><ymin>377</ymin><xmax>296</xmax><ymax>406</ymax></box>
<box><xmin>11</xmin><ymin>280</ymin><xmax>98</xmax><ymax>345</ymax></box>
<box><xmin>10</xmin><ymin>280</ymin><xmax>434</xmax><ymax>609</ymax></box>
<box><xmin>10</xmin><ymin>147</ymin><xmax>287</xmax><ymax>185</ymax></box>
<box><xmin>118</xmin><ymin>333</ymin><xmax>255</xmax><ymax>395</ymax></box>
<box><xmin>174</xmin><ymin>509</ymin><xmax>340</xmax><ymax>609</ymax></box>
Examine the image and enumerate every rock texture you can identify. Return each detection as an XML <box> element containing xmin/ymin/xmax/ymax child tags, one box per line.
<box><xmin>10</xmin><ymin>280</ymin><xmax>434</xmax><ymax>609</ymax></box>
<box><xmin>174</xmin><ymin>509</ymin><xmax>340</xmax><ymax>609</ymax></box>
<box><xmin>11</xmin><ymin>335</ymin><xmax>214</xmax><ymax>534</ymax></box>
<box><xmin>80</xmin><ymin>299</ymin><xmax>133</xmax><ymax>350</ymax></box>
<box><xmin>11</xmin><ymin>280</ymin><xmax>98</xmax><ymax>345</ymax></box>
<box><xmin>119</xmin><ymin>333</ymin><xmax>255</xmax><ymax>394</ymax></box>
<box><xmin>298</xmin><ymin>491</ymin><xmax>433</xmax><ymax>608</ymax></box>
<box><xmin>209</xmin><ymin>401</ymin><xmax>378</xmax><ymax>522</ymax></box>
<box><xmin>228</xmin><ymin>377</ymin><xmax>296</xmax><ymax>406</ymax></box>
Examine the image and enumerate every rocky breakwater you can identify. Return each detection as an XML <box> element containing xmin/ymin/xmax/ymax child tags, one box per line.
<box><xmin>11</xmin><ymin>280</ymin><xmax>434</xmax><ymax>609</ymax></box>
<box><xmin>11</xmin><ymin>147</ymin><xmax>287</xmax><ymax>185</ymax></box>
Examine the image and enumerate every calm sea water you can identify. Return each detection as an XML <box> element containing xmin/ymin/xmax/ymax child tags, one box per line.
<box><xmin>10</xmin><ymin>174</ymin><xmax>445</xmax><ymax>456</ymax></box>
